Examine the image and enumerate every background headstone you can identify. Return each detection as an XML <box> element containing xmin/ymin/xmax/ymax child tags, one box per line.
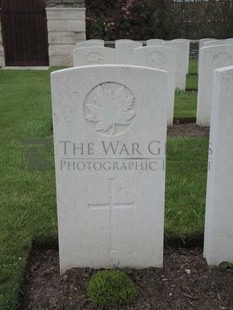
<box><xmin>116</xmin><ymin>41</ymin><xmax>143</xmax><ymax>64</ymax></box>
<box><xmin>197</xmin><ymin>45</ymin><xmax>233</xmax><ymax>126</ymax></box>
<box><xmin>199</xmin><ymin>38</ymin><xmax>216</xmax><ymax>50</ymax></box>
<box><xmin>76</xmin><ymin>39</ymin><xmax>104</xmax><ymax>48</ymax></box>
<box><xmin>172</xmin><ymin>39</ymin><xmax>190</xmax><ymax>74</ymax></box>
<box><xmin>147</xmin><ymin>39</ymin><xmax>164</xmax><ymax>46</ymax></box>
<box><xmin>198</xmin><ymin>39</ymin><xmax>216</xmax><ymax>74</ymax></box>
<box><xmin>203</xmin><ymin>40</ymin><xmax>225</xmax><ymax>47</ymax></box>
<box><xmin>204</xmin><ymin>65</ymin><xmax>233</xmax><ymax>265</ymax></box>
<box><xmin>73</xmin><ymin>47</ymin><xmax>116</xmax><ymax>66</ymax></box>
<box><xmin>115</xmin><ymin>39</ymin><xmax>133</xmax><ymax>44</ymax></box>
<box><xmin>225</xmin><ymin>38</ymin><xmax>233</xmax><ymax>45</ymax></box>
<box><xmin>51</xmin><ymin>65</ymin><xmax>168</xmax><ymax>272</ymax></box>
<box><xmin>163</xmin><ymin>41</ymin><xmax>186</xmax><ymax>90</ymax></box>
<box><xmin>134</xmin><ymin>46</ymin><xmax>176</xmax><ymax>125</ymax></box>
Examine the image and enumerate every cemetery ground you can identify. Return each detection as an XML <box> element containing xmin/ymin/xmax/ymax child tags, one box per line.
<box><xmin>1</xmin><ymin>63</ymin><xmax>232</xmax><ymax>309</ymax></box>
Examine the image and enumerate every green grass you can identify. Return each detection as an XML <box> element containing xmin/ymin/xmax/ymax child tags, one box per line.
<box><xmin>0</xmin><ymin>69</ymin><xmax>57</xmax><ymax>309</ymax></box>
<box><xmin>174</xmin><ymin>91</ymin><xmax>197</xmax><ymax>118</ymax></box>
<box><xmin>165</xmin><ymin>137</ymin><xmax>209</xmax><ymax>240</ymax></box>
<box><xmin>189</xmin><ymin>58</ymin><xmax>198</xmax><ymax>75</ymax></box>
<box><xmin>173</xmin><ymin>57</ymin><xmax>198</xmax><ymax>118</ymax></box>
<box><xmin>0</xmin><ymin>68</ymin><xmax>208</xmax><ymax>309</ymax></box>
<box><xmin>186</xmin><ymin>74</ymin><xmax>198</xmax><ymax>90</ymax></box>
<box><xmin>186</xmin><ymin>58</ymin><xmax>198</xmax><ymax>90</ymax></box>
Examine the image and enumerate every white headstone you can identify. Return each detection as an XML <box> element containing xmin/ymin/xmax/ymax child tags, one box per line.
<box><xmin>199</xmin><ymin>38</ymin><xmax>216</xmax><ymax>49</ymax></box>
<box><xmin>147</xmin><ymin>39</ymin><xmax>164</xmax><ymax>46</ymax></box>
<box><xmin>76</xmin><ymin>39</ymin><xmax>105</xmax><ymax>48</ymax></box>
<box><xmin>163</xmin><ymin>41</ymin><xmax>186</xmax><ymax>90</ymax></box>
<box><xmin>203</xmin><ymin>40</ymin><xmax>225</xmax><ymax>47</ymax></box>
<box><xmin>73</xmin><ymin>47</ymin><xmax>116</xmax><ymax>66</ymax></box>
<box><xmin>116</xmin><ymin>41</ymin><xmax>143</xmax><ymax>64</ymax></box>
<box><xmin>197</xmin><ymin>45</ymin><xmax>233</xmax><ymax>126</ymax></box>
<box><xmin>204</xmin><ymin>65</ymin><xmax>233</xmax><ymax>265</ymax></box>
<box><xmin>134</xmin><ymin>46</ymin><xmax>176</xmax><ymax>125</ymax></box>
<box><xmin>51</xmin><ymin>65</ymin><xmax>168</xmax><ymax>272</ymax></box>
<box><xmin>198</xmin><ymin>39</ymin><xmax>216</xmax><ymax>73</ymax></box>
<box><xmin>225</xmin><ymin>38</ymin><xmax>233</xmax><ymax>45</ymax></box>
<box><xmin>115</xmin><ymin>39</ymin><xmax>133</xmax><ymax>44</ymax></box>
<box><xmin>173</xmin><ymin>39</ymin><xmax>190</xmax><ymax>74</ymax></box>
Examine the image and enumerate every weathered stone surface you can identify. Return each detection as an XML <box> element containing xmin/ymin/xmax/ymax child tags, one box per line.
<box><xmin>49</xmin><ymin>44</ymin><xmax>75</xmax><ymax>66</ymax></box>
<box><xmin>163</xmin><ymin>41</ymin><xmax>186</xmax><ymax>90</ymax></box>
<box><xmin>49</xmin><ymin>44</ymin><xmax>75</xmax><ymax>55</ymax></box>
<box><xmin>73</xmin><ymin>47</ymin><xmax>116</xmax><ymax>66</ymax></box>
<box><xmin>49</xmin><ymin>55</ymin><xmax>73</xmax><ymax>66</ymax></box>
<box><xmin>0</xmin><ymin>45</ymin><xmax>4</xmax><ymax>57</ymax></box>
<box><xmin>203</xmin><ymin>40</ymin><xmax>225</xmax><ymax>47</ymax></box>
<box><xmin>47</xmin><ymin>19</ymin><xmax>85</xmax><ymax>32</ymax></box>
<box><xmin>197</xmin><ymin>45</ymin><xmax>233</xmax><ymax>126</ymax></box>
<box><xmin>172</xmin><ymin>39</ymin><xmax>190</xmax><ymax>75</ymax></box>
<box><xmin>199</xmin><ymin>38</ymin><xmax>216</xmax><ymax>49</ymax></box>
<box><xmin>146</xmin><ymin>39</ymin><xmax>164</xmax><ymax>46</ymax></box>
<box><xmin>76</xmin><ymin>39</ymin><xmax>104</xmax><ymax>48</ymax></box>
<box><xmin>225</xmin><ymin>38</ymin><xmax>233</xmax><ymax>45</ymax></box>
<box><xmin>198</xmin><ymin>39</ymin><xmax>216</xmax><ymax>73</ymax></box>
<box><xmin>51</xmin><ymin>65</ymin><xmax>168</xmax><ymax>271</ymax></box>
<box><xmin>48</xmin><ymin>31</ymin><xmax>85</xmax><ymax>44</ymax></box>
<box><xmin>116</xmin><ymin>41</ymin><xmax>143</xmax><ymax>65</ymax></box>
<box><xmin>46</xmin><ymin>0</ymin><xmax>85</xmax><ymax>7</ymax></box>
<box><xmin>46</xmin><ymin>7</ymin><xmax>85</xmax><ymax>19</ymax></box>
<box><xmin>115</xmin><ymin>39</ymin><xmax>132</xmax><ymax>44</ymax></box>
<box><xmin>46</xmin><ymin>7</ymin><xmax>86</xmax><ymax>66</ymax></box>
<box><xmin>134</xmin><ymin>46</ymin><xmax>176</xmax><ymax>125</ymax></box>
<box><xmin>204</xmin><ymin>65</ymin><xmax>233</xmax><ymax>265</ymax></box>
<box><xmin>0</xmin><ymin>56</ymin><xmax>5</xmax><ymax>67</ymax></box>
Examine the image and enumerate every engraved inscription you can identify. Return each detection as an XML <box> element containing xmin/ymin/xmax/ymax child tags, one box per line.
<box><xmin>212</xmin><ymin>52</ymin><xmax>233</xmax><ymax>68</ymax></box>
<box><xmin>146</xmin><ymin>51</ymin><xmax>166</xmax><ymax>69</ymax></box>
<box><xmin>85</xmin><ymin>52</ymin><xmax>104</xmax><ymax>65</ymax></box>
<box><xmin>84</xmin><ymin>82</ymin><xmax>137</xmax><ymax>136</ymax></box>
<box><xmin>87</xmin><ymin>178</ymin><xmax>134</xmax><ymax>253</ymax></box>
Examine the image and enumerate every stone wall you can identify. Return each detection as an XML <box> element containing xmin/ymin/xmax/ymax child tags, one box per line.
<box><xmin>0</xmin><ymin>9</ymin><xmax>5</xmax><ymax>68</ymax></box>
<box><xmin>46</xmin><ymin>0</ymin><xmax>86</xmax><ymax>67</ymax></box>
<box><xmin>46</xmin><ymin>0</ymin><xmax>85</xmax><ymax>7</ymax></box>
<box><xmin>46</xmin><ymin>7</ymin><xmax>86</xmax><ymax>66</ymax></box>
<box><xmin>0</xmin><ymin>0</ymin><xmax>85</xmax><ymax>67</ymax></box>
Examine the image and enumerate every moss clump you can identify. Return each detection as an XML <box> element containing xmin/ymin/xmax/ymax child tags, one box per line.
<box><xmin>87</xmin><ymin>269</ymin><xmax>138</xmax><ymax>306</ymax></box>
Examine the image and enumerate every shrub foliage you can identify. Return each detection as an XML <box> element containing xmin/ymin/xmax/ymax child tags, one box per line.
<box><xmin>86</xmin><ymin>0</ymin><xmax>173</xmax><ymax>40</ymax></box>
<box><xmin>87</xmin><ymin>269</ymin><xmax>138</xmax><ymax>306</ymax></box>
<box><xmin>86</xmin><ymin>0</ymin><xmax>233</xmax><ymax>40</ymax></box>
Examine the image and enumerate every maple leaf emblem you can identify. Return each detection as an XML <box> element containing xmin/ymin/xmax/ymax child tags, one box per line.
<box><xmin>85</xmin><ymin>84</ymin><xmax>136</xmax><ymax>136</ymax></box>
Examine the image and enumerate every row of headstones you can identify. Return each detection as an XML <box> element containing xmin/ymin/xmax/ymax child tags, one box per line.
<box><xmin>73</xmin><ymin>38</ymin><xmax>233</xmax><ymax>128</ymax></box>
<box><xmin>73</xmin><ymin>38</ymin><xmax>190</xmax><ymax>126</ymax></box>
<box><xmin>197</xmin><ymin>39</ymin><xmax>233</xmax><ymax>126</ymax></box>
<box><xmin>51</xmin><ymin>60</ymin><xmax>233</xmax><ymax>272</ymax></box>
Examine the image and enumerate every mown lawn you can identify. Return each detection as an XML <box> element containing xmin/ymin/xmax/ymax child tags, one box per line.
<box><xmin>175</xmin><ymin>57</ymin><xmax>198</xmax><ymax>118</ymax></box>
<box><xmin>0</xmin><ymin>66</ymin><xmax>208</xmax><ymax>309</ymax></box>
<box><xmin>174</xmin><ymin>91</ymin><xmax>197</xmax><ymax>118</ymax></box>
<box><xmin>186</xmin><ymin>74</ymin><xmax>198</xmax><ymax>90</ymax></box>
<box><xmin>0</xmin><ymin>69</ymin><xmax>57</xmax><ymax>310</ymax></box>
<box><xmin>189</xmin><ymin>58</ymin><xmax>198</xmax><ymax>75</ymax></box>
<box><xmin>165</xmin><ymin>137</ymin><xmax>208</xmax><ymax>240</ymax></box>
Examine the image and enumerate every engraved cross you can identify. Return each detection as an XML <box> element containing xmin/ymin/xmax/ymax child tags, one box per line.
<box><xmin>87</xmin><ymin>178</ymin><xmax>134</xmax><ymax>253</ymax></box>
